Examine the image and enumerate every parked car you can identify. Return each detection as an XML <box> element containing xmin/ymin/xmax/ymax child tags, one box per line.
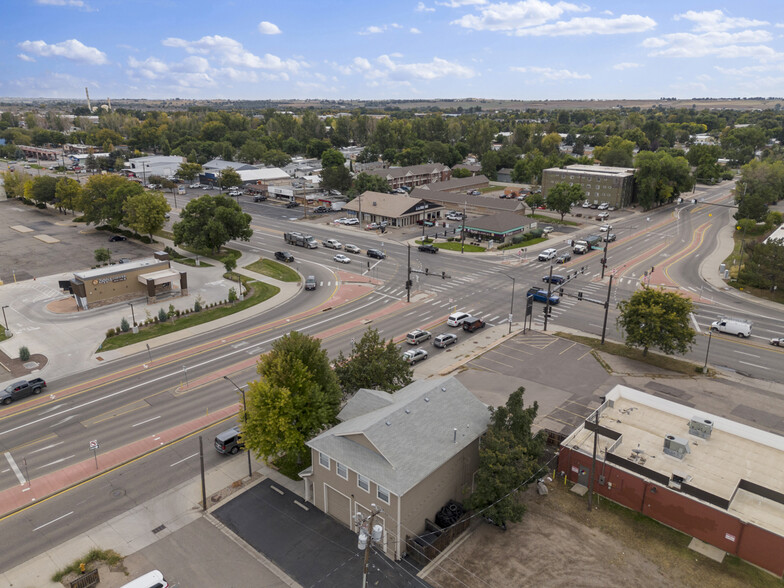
<box><xmin>542</xmin><ymin>275</ymin><xmax>566</xmax><ymax>285</ymax></box>
<box><xmin>253</xmin><ymin>195</ymin><xmax>267</xmax><ymax>202</ymax></box>
<box><xmin>214</xmin><ymin>426</ymin><xmax>244</xmax><ymax>454</ymax></box>
<box><xmin>555</xmin><ymin>253</ymin><xmax>572</xmax><ymax>264</ymax></box>
<box><xmin>416</xmin><ymin>219</ymin><xmax>435</xmax><ymax>227</ymax></box>
<box><xmin>274</xmin><ymin>251</ymin><xmax>294</xmax><ymax>262</ymax></box>
<box><xmin>447</xmin><ymin>312</ymin><xmax>470</xmax><ymax>327</ymax></box>
<box><xmin>323</xmin><ymin>239</ymin><xmax>342</xmax><ymax>250</ymax></box>
<box><xmin>470</xmin><ymin>190</ymin><xmax>481</xmax><ymax>195</ymax></box>
<box><xmin>313</xmin><ymin>206</ymin><xmax>329</xmax><ymax>213</ymax></box>
<box><xmin>344</xmin><ymin>218</ymin><xmax>359</xmax><ymax>225</ymax></box>
<box><xmin>542</xmin><ymin>226</ymin><xmax>554</xmax><ymax>234</ymax></box>
<box><xmin>597</xmin><ymin>211</ymin><xmax>610</xmax><ymax>220</ymax></box>
<box><xmin>305</xmin><ymin>275</ymin><xmax>317</xmax><ymax>290</ymax></box>
<box><xmin>418</xmin><ymin>244</ymin><xmax>438</xmax><ymax>254</ymax></box>
<box><xmin>598</xmin><ymin>202</ymin><xmax>609</xmax><ymax>210</ymax></box>
<box><xmin>433</xmin><ymin>333</ymin><xmax>458</xmax><ymax>348</ymax></box>
<box><xmin>366</xmin><ymin>222</ymin><xmax>380</xmax><ymax>230</ymax></box>
<box><xmin>406</xmin><ymin>329</ymin><xmax>432</xmax><ymax>345</ymax></box>
<box><xmin>108</xmin><ymin>235</ymin><xmax>127</xmax><ymax>242</ymax></box>
<box><xmin>344</xmin><ymin>244</ymin><xmax>361</xmax><ymax>254</ymax></box>
<box><xmin>402</xmin><ymin>348</ymin><xmax>428</xmax><ymax>365</ymax></box>
<box><xmin>538</xmin><ymin>248</ymin><xmax>557</xmax><ymax>261</ymax></box>
<box><xmin>462</xmin><ymin>316</ymin><xmax>486</xmax><ymax>332</ymax></box>
<box><xmin>333</xmin><ymin>254</ymin><xmax>351</xmax><ymax>264</ymax></box>
<box><xmin>604</xmin><ymin>233</ymin><xmax>617</xmax><ymax>242</ymax></box>
<box><xmin>334</xmin><ymin>217</ymin><xmax>349</xmax><ymax>224</ymax></box>
<box><xmin>285</xmin><ymin>201</ymin><xmax>300</xmax><ymax>208</ymax></box>
<box><xmin>367</xmin><ymin>249</ymin><xmax>386</xmax><ymax>259</ymax></box>
<box><xmin>582</xmin><ymin>201</ymin><xmax>591</xmax><ymax>208</ymax></box>
<box><xmin>189</xmin><ymin>183</ymin><xmax>201</xmax><ymax>188</ymax></box>
<box><xmin>526</xmin><ymin>287</ymin><xmax>561</xmax><ymax>305</ymax></box>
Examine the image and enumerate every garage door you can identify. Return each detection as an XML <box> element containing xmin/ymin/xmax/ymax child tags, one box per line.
<box><xmin>325</xmin><ymin>485</ymin><xmax>351</xmax><ymax>527</ymax></box>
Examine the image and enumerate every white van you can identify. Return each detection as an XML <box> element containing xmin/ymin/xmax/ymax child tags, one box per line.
<box><xmin>120</xmin><ymin>570</ymin><xmax>169</xmax><ymax>588</ymax></box>
<box><xmin>711</xmin><ymin>318</ymin><xmax>752</xmax><ymax>338</ymax></box>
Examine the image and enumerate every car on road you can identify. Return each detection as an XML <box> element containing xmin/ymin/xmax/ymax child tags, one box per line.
<box><xmin>538</xmin><ymin>248</ymin><xmax>557</xmax><ymax>261</ymax></box>
<box><xmin>344</xmin><ymin>244</ymin><xmax>361</xmax><ymax>254</ymax></box>
<box><xmin>462</xmin><ymin>316</ymin><xmax>486</xmax><ymax>332</ymax></box>
<box><xmin>526</xmin><ymin>287</ymin><xmax>561</xmax><ymax>305</ymax></box>
<box><xmin>542</xmin><ymin>275</ymin><xmax>566</xmax><ymax>285</ymax></box>
<box><xmin>313</xmin><ymin>206</ymin><xmax>329</xmax><ymax>214</ymax></box>
<box><xmin>323</xmin><ymin>239</ymin><xmax>342</xmax><ymax>250</ymax></box>
<box><xmin>367</xmin><ymin>248</ymin><xmax>386</xmax><ymax>259</ymax></box>
<box><xmin>599</xmin><ymin>224</ymin><xmax>612</xmax><ymax>232</ymax></box>
<box><xmin>228</xmin><ymin>189</ymin><xmax>242</xmax><ymax>197</ymax></box>
<box><xmin>433</xmin><ymin>333</ymin><xmax>458</xmax><ymax>348</ymax></box>
<box><xmin>253</xmin><ymin>195</ymin><xmax>267</xmax><ymax>202</ymax></box>
<box><xmin>555</xmin><ymin>253</ymin><xmax>572</xmax><ymax>264</ymax></box>
<box><xmin>333</xmin><ymin>254</ymin><xmax>351</xmax><ymax>264</ymax></box>
<box><xmin>344</xmin><ymin>218</ymin><xmax>359</xmax><ymax>225</ymax></box>
<box><xmin>402</xmin><ymin>348</ymin><xmax>428</xmax><ymax>365</ymax></box>
<box><xmin>202</xmin><ymin>186</ymin><xmax>210</xmax><ymax>190</ymax></box>
<box><xmin>770</xmin><ymin>337</ymin><xmax>783</xmax><ymax>346</ymax></box>
<box><xmin>274</xmin><ymin>251</ymin><xmax>294</xmax><ymax>262</ymax></box>
<box><xmin>447</xmin><ymin>312</ymin><xmax>470</xmax><ymax>327</ymax></box>
<box><xmin>418</xmin><ymin>244</ymin><xmax>438</xmax><ymax>254</ymax></box>
<box><xmin>305</xmin><ymin>275</ymin><xmax>317</xmax><ymax>290</ymax></box>
<box><xmin>597</xmin><ymin>211</ymin><xmax>610</xmax><ymax>220</ymax></box>
<box><xmin>285</xmin><ymin>201</ymin><xmax>300</xmax><ymax>208</ymax></box>
<box><xmin>406</xmin><ymin>329</ymin><xmax>432</xmax><ymax>345</ymax></box>
<box><xmin>542</xmin><ymin>226</ymin><xmax>554</xmax><ymax>234</ymax></box>
<box><xmin>189</xmin><ymin>183</ymin><xmax>201</xmax><ymax>188</ymax></box>
<box><xmin>446</xmin><ymin>213</ymin><xmax>463</xmax><ymax>221</ymax></box>
<box><xmin>1</xmin><ymin>378</ymin><xmax>47</xmax><ymax>405</ymax></box>
<box><xmin>470</xmin><ymin>190</ymin><xmax>481</xmax><ymax>195</ymax></box>
<box><xmin>109</xmin><ymin>235</ymin><xmax>127</xmax><ymax>242</ymax></box>
<box><xmin>416</xmin><ymin>219</ymin><xmax>435</xmax><ymax>227</ymax></box>
<box><xmin>215</xmin><ymin>426</ymin><xmax>244</xmax><ymax>454</ymax></box>
<box><xmin>604</xmin><ymin>233</ymin><xmax>617</xmax><ymax>242</ymax></box>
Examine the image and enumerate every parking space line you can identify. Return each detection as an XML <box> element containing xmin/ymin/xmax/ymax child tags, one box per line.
<box><xmin>559</xmin><ymin>342</ymin><xmax>577</xmax><ymax>355</ymax></box>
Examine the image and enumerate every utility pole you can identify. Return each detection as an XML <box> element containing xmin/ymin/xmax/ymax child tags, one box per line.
<box><xmin>543</xmin><ymin>264</ymin><xmax>553</xmax><ymax>331</ymax></box>
<box><xmin>460</xmin><ymin>200</ymin><xmax>467</xmax><ymax>254</ymax></box>
<box><xmin>587</xmin><ymin>409</ymin><xmax>599</xmax><ymax>511</ymax></box>
<box><xmin>600</xmin><ymin>238</ymin><xmax>609</xmax><ymax>279</ymax></box>
<box><xmin>406</xmin><ymin>243</ymin><xmax>411</xmax><ymax>303</ymax></box>
<box><xmin>357</xmin><ymin>504</ymin><xmax>383</xmax><ymax>588</ymax></box>
<box><xmin>600</xmin><ymin>274</ymin><xmax>614</xmax><ymax>345</ymax></box>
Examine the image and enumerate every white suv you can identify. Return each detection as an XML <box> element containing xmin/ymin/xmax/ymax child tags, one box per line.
<box><xmin>538</xmin><ymin>248</ymin><xmax>557</xmax><ymax>261</ymax></box>
<box><xmin>447</xmin><ymin>312</ymin><xmax>470</xmax><ymax>327</ymax></box>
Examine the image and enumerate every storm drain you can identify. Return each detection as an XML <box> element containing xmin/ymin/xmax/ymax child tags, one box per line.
<box><xmin>152</xmin><ymin>524</ymin><xmax>166</xmax><ymax>534</ymax></box>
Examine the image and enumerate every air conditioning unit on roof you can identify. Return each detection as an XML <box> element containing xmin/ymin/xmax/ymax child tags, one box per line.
<box><xmin>688</xmin><ymin>417</ymin><xmax>713</xmax><ymax>440</ymax></box>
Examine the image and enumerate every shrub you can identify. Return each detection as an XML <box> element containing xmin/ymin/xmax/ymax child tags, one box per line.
<box><xmin>19</xmin><ymin>346</ymin><xmax>30</xmax><ymax>361</ymax></box>
<box><xmin>168</xmin><ymin>303</ymin><xmax>176</xmax><ymax>319</ymax></box>
<box><xmin>120</xmin><ymin>317</ymin><xmax>130</xmax><ymax>332</ymax></box>
<box><xmin>157</xmin><ymin>308</ymin><xmax>168</xmax><ymax>322</ymax></box>
<box><xmin>193</xmin><ymin>298</ymin><xmax>202</xmax><ymax>312</ymax></box>
<box><xmin>36</xmin><ymin>202</ymin><xmax>47</xmax><ymax>209</ymax></box>
<box><xmin>228</xmin><ymin>287</ymin><xmax>238</xmax><ymax>302</ymax></box>
<box><xmin>512</xmin><ymin>235</ymin><xmax>524</xmax><ymax>244</ymax></box>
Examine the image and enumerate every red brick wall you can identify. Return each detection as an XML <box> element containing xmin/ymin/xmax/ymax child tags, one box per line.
<box><xmin>736</xmin><ymin>523</ymin><xmax>784</xmax><ymax>577</ymax></box>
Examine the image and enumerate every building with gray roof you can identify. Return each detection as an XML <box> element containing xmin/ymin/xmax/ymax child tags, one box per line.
<box><xmin>303</xmin><ymin>376</ymin><xmax>490</xmax><ymax>560</ymax></box>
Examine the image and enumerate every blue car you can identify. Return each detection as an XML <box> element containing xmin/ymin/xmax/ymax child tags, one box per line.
<box><xmin>527</xmin><ymin>287</ymin><xmax>560</xmax><ymax>305</ymax></box>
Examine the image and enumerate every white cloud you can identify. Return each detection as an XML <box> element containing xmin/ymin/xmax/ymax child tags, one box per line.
<box><xmin>675</xmin><ymin>10</ymin><xmax>767</xmax><ymax>33</ymax></box>
<box><xmin>35</xmin><ymin>0</ymin><xmax>87</xmax><ymax>8</ymax></box>
<box><xmin>715</xmin><ymin>63</ymin><xmax>784</xmax><ymax>76</ymax></box>
<box><xmin>161</xmin><ymin>35</ymin><xmax>303</xmax><ymax>72</ymax></box>
<box><xmin>511</xmin><ymin>65</ymin><xmax>590</xmax><ymax>80</ymax></box>
<box><xmin>415</xmin><ymin>2</ymin><xmax>435</xmax><ymax>12</ymax></box>
<box><xmin>642</xmin><ymin>30</ymin><xmax>776</xmax><ymax>58</ymax></box>
<box><xmin>17</xmin><ymin>39</ymin><xmax>108</xmax><ymax>65</ymax></box>
<box><xmin>613</xmin><ymin>62</ymin><xmax>640</xmax><ymax>70</ymax></box>
<box><xmin>257</xmin><ymin>21</ymin><xmax>282</xmax><ymax>35</ymax></box>
<box><xmin>437</xmin><ymin>0</ymin><xmax>488</xmax><ymax>6</ymax></box>
<box><xmin>375</xmin><ymin>55</ymin><xmax>476</xmax><ymax>80</ymax></box>
<box><xmin>359</xmin><ymin>25</ymin><xmax>385</xmax><ymax>35</ymax></box>
<box><xmin>18</xmin><ymin>53</ymin><xmax>36</xmax><ymax>62</ymax></box>
<box><xmin>451</xmin><ymin>2</ymin><xmax>654</xmax><ymax>36</ymax></box>
<box><xmin>410</xmin><ymin>27</ymin><xmax>422</xmax><ymax>34</ymax></box>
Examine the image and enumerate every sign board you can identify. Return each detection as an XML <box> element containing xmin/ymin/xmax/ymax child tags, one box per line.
<box><xmin>89</xmin><ymin>440</ymin><xmax>99</xmax><ymax>450</ymax></box>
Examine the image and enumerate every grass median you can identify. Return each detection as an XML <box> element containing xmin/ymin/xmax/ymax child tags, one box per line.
<box><xmin>244</xmin><ymin>259</ymin><xmax>300</xmax><ymax>282</ymax></box>
<box><xmin>415</xmin><ymin>239</ymin><xmax>485</xmax><ymax>252</ymax></box>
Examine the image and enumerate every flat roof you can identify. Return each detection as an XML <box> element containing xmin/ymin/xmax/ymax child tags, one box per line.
<box><xmin>545</xmin><ymin>164</ymin><xmax>634</xmax><ymax>178</ymax></box>
<box><xmin>563</xmin><ymin>385</ymin><xmax>784</xmax><ymax>537</ymax></box>
<box><xmin>73</xmin><ymin>258</ymin><xmax>167</xmax><ymax>280</ymax></box>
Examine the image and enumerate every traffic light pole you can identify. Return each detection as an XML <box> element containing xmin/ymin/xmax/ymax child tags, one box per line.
<box><xmin>543</xmin><ymin>265</ymin><xmax>553</xmax><ymax>331</ymax></box>
<box><xmin>600</xmin><ymin>239</ymin><xmax>609</xmax><ymax>279</ymax></box>
<box><xmin>406</xmin><ymin>243</ymin><xmax>411</xmax><ymax>303</ymax></box>
<box><xmin>600</xmin><ymin>274</ymin><xmax>613</xmax><ymax>345</ymax></box>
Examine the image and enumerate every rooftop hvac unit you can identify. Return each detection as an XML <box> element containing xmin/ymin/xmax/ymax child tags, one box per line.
<box><xmin>662</xmin><ymin>435</ymin><xmax>691</xmax><ymax>460</ymax></box>
<box><xmin>688</xmin><ymin>417</ymin><xmax>713</xmax><ymax>440</ymax></box>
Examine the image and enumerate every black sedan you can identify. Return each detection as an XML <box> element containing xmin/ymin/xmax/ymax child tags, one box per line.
<box><xmin>555</xmin><ymin>253</ymin><xmax>571</xmax><ymax>264</ymax></box>
<box><xmin>274</xmin><ymin>251</ymin><xmax>294</xmax><ymax>262</ymax></box>
<box><xmin>108</xmin><ymin>235</ymin><xmax>127</xmax><ymax>242</ymax></box>
<box><xmin>542</xmin><ymin>275</ymin><xmax>566</xmax><ymax>285</ymax></box>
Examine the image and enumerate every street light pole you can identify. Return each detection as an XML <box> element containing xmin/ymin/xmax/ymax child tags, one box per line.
<box><xmin>703</xmin><ymin>329</ymin><xmax>713</xmax><ymax>372</ymax></box>
<box><xmin>127</xmin><ymin>302</ymin><xmax>136</xmax><ymax>327</ymax></box>
<box><xmin>1</xmin><ymin>305</ymin><xmax>9</xmax><ymax>331</ymax></box>
<box><xmin>223</xmin><ymin>375</ymin><xmax>253</xmax><ymax>479</ymax></box>
<box><xmin>503</xmin><ymin>274</ymin><xmax>515</xmax><ymax>334</ymax></box>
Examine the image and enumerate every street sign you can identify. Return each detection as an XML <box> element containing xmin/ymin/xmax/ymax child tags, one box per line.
<box><xmin>89</xmin><ymin>440</ymin><xmax>99</xmax><ymax>450</ymax></box>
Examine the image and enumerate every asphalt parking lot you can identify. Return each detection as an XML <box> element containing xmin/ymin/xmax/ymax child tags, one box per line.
<box><xmin>0</xmin><ymin>200</ymin><xmax>153</xmax><ymax>284</ymax></box>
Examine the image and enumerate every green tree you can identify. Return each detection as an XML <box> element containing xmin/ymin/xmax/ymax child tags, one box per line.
<box><xmin>526</xmin><ymin>193</ymin><xmax>544</xmax><ymax>210</ymax></box>
<box><xmin>616</xmin><ymin>288</ymin><xmax>696</xmax><ymax>357</ymax></box>
<box><xmin>721</xmin><ymin>126</ymin><xmax>767</xmax><ymax>165</ymax></box>
<box><xmin>480</xmin><ymin>150</ymin><xmax>500</xmax><ymax>181</ymax></box>
<box><xmin>321</xmin><ymin>148</ymin><xmax>345</xmax><ymax>169</ymax></box>
<box><xmin>540</xmin><ymin>132</ymin><xmax>562</xmax><ymax>156</ymax></box>
<box><xmin>1</xmin><ymin>169</ymin><xmax>32</xmax><ymax>198</ymax></box>
<box><xmin>739</xmin><ymin>238</ymin><xmax>784</xmax><ymax>291</ymax></box>
<box><xmin>321</xmin><ymin>164</ymin><xmax>352</xmax><ymax>193</ymax></box>
<box><xmin>261</xmin><ymin>149</ymin><xmax>291</xmax><ymax>168</ymax></box>
<box><xmin>123</xmin><ymin>191</ymin><xmax>170</xmax><ymax>240</ymax></box>
<box><xmin>333</xmin><ymin>328</ymin><xmax>413</xmax><ymax>396</ymax></box>
<box><xmin>306</xmin><ymin>138</ymin><xmax>332</xmax><ymax>159</ymax></box>
<box><xmin>634</xmin><ymin>151</ymin><xmax>693</xmax><ymax>210</ymax></box>
<box><xmin>244</xmin><ymin>331</ymin><xmax>342</xmax><ymax>467</ymax></box>
<box><xmin>94</xmin><ymin>247</ymin><xmax>111</xmax><ymax>263</ymax></box>
<box><xmin>349</xmin><ymin>172</ymin><xmax>390</xmax><ymax>196</ymax></box>
<box><xmin>55</xmin><ymin>177</ymin><xmax>81</xmax><ymax>213</ymax></box>
<box><xmin>734</xmin><ymin>193</ymin><xmax>768</xmax><ymax>222</ymax></box>
<box><xmin>79</xmin><ymin>175</ymin><xmax>143</xmax><ymax>227</ymax></box>
<box><xmin>219</xmin><ymin>167</ymin><xmax>242</xmax><ymax>192</ymax></box>
<box><xmin>173</xmin><ymin>194</ymin><xmax>252</xmax><ymax>253</ymax></box>
<box><xmin>593</xmin><ymin>136</ymin><xmax>635</xmax><ymax>167</ymax></box>
<box><xmin>465</xmin><ymin>387</ymin><xmax>543</xmax><ymax>527</ymax></box>
<box><xmin>545</xmin><ymin>182</ymin><xmax>583</xmax><ymax>221</ymax></box>
<box><xmin>737</xmin><ymin>159</ymin><xmax>784</xmax><ymax>204</ymax></box>
<box><xmin>176</xmin><ymin>162</ymin><xmax>203</xmax><ymax>182</ymax></box>
<box><xmin>451</xmin><ymin>167</ymin><xmax>472</xmax><ymax>179</ymax></box>
<box><xmin>28</xmin><ymin>175</ymin><xmax>58</xmax><ymax>205</ymax></box>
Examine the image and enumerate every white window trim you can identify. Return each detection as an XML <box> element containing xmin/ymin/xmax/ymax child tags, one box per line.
<box><xmin>336</xmin><ymin>462</ymin><xmax>348</xmax><ymax>480</ymax></box>
<box><xmin>377</xmin><ymin>485</ymin><xmax>390</xmax><ymax>504</ymax></box>
<box><xmin>357</xmin><ymin>473</ymin><xmax>370</xmax><ymax>492</ymax></box>
<box><xmin>319</xmin><ymin>452</ymin><xmax>330</xmax><ymax>469</ymax></box>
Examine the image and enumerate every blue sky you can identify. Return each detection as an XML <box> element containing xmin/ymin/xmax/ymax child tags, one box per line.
<box><xmin>1</xmin><ymin>1</ymin><xmax>782</xmax><ymax>100</ymax></box>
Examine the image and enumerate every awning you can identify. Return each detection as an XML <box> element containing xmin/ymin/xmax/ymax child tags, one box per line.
<box><xmin>138</xmin><ymin>268</ymin><xmax>180</xmax><ymax>285</ymax></box>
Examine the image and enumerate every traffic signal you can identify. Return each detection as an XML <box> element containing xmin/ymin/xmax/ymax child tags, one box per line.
<box><xmin>601</xmin><ymin>258</ymin><xmax>606</xmax><ymax>266</ymax></box>
<box><xmin>559</xmin><ymin>287</ymin><xmax>564</xmax><ymax>295</ymax></box>
<box><xmin>577</xmin><ymin>291</ymin><xmax>583</xmax><ymax>301</ymax></box>
<box><xmin>581</xmin><ymin>266</ymin><xmax>585</xmax><ymax>274</ymax></box>
<box><xmin>441</xmin><ymin>271</ymin><xmax>445</xmax><ymax>279</ymax></box>
<box><xmin>406</xmin><ymin>280</ymin><xmax>412</xmax><ymax>289</ymax></box>
<box><xmin>367</xmin><ymin>261</ymin><xmax>370</xmax><ymax>270</ymax></box>
<box><xmin>651</xmin><ymin>266</ymin><xmax>655</xmax><ymax>274</ymax></box>
<box><xmin>425</xmin><ymin>267</ymin><xmax>429</xmax><ymax>275</ymax></box>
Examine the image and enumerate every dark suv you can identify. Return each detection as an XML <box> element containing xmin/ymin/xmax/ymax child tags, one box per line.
<box><xmin>215</xmin><ymin>426</ymin><xmax>244</xmax><ymax>454</ymax></box>
<box><xmin>367</xmin><ymin>249</ymin><xmax>386</xmax><ymax>259</ymax></box>
<box><xmin>462</xmin><ymin>316</ymin><xmax>486</xmax><ymax>332</ymax></box>
<box><xmin>418</xmin><ymin>244</ymin><xmax>438</xmax><ymax>254</ymax></box>
<box><xmin>275</xmin><ymin>251</ymin><xmax>294</xmax><ymax>262</ymax></box>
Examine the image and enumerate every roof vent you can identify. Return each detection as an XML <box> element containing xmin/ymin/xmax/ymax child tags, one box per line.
<box><xmin>372</xmin><ymin>201</ymin><xmax>377</xmax><ymax>207</ymax></box>
<box><xmin>662</xmin><ymin>434</ymin><xmax>691</xmax><ymax>460</ymax></box>
<box><xmin>688</xmin><ymin>417</ymin><xmax>713</xmax><ymax>440</ymax></box>
<box><xmin>385</xmin><ymin>420</ymin><xmax>391</xmax><ymax>426</ymax></box>
<box><xmin>441</xmin><ymin>386</ymin><xmax>446</xmax><ymax>392</ymax></box>
<box><xmin>424</xmin><ymin>397</ymin><xmax>430</xmax><ymax>403</ymax></box>
<box><xmin>405</xmin><ymin>408</ymin><xmax>411</xmax><ymax>414</ymax></box>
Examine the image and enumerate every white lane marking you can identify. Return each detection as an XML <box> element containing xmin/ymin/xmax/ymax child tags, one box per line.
<box><xmin>738</xmin><ymin>361</ymin><xmax>769</xmax><ymax>370</ymax></box>
<box><xmin>132</xmin><ymin>416</ymin><xmax>162</xmax><ymax>428</ymax></box>
<box><xmin>589</xmin><ymin>323</ymin><xmax>604</xmax><ymax>328</ymax></box>
<box><xmin>28</xmin><ymin>442</ymin><xmax>65</xmax><ymax>455</ymax></box>
<box><xmin>733</xmin><ymin>350</ymin><xmax>759</xmax><ymax>358</ymax></box>
<box><xmin>4</xmin><ymin>452</ymin><xmax>25</xmax><ymax>484</ymax></box>
<box><xmin>33</xmin><ymin>511</ymin><xmax>74</xmax><ymax>532</ymax></box>
<box><xmin>37</xmin><ymin>455</ymin><xmax>75</xmax><ymax>470</ymax></box>
<box><xmin>170</xmin><ymin>452</ymin><xmax>199</xmax><ymax>467</ymax></box>
<box><xmin>488</xmin><ymin>316</ymin><xmax>500</xmax><ymax>322</ymax></box>
<box><xmin>690</xmin><ymin>313</ymin><xmax>701</xmax><ymax>333</ymax></box>
<box><xmin>0</xmin><ymin>297</ymin><xmax>384</xmax><ymax>439</ymax></box>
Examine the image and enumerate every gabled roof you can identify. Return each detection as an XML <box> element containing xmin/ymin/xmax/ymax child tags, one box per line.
<box><xmin>202</xmin><ymin>158</ymin><xmax>257</xmax><ymax>172</ymax></box>
<box><xmin>464</xmin><ymin>213</ymin><xmax>529</xmax><ymax>234</ymax></box>
<box><xmin>343</xmin><ymin>191</ymin><xmax>442</xmax><ymax>218</ymax></box>
<box><xmin>366</xmin><ymin>163</ymin><xmax>450</xmax><ymax>181</ymax></box>
<box><xmin>308</xmin><ymin>376</ymin><xmax>490</xmax><ymax>496</ymax></box>
<box><xmin>337</xmin><ymin>389</ymin><xmax>395</xmax><ymax>422</ymax></box>
<box><xmin>419</xmin><ymin>175</ymin><xmax>489</xmax><ymax>192</ymax></box>
<box><xmin>409</xmin><ymin>188</ymin><xmax>522</xmax><ymax>212</ymax></box>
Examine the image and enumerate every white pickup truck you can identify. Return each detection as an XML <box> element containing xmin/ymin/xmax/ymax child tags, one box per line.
<box><xmin>323</xmin><ymin>239</ymin><xmax>342</xmax><ymax>250</ymax></box>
